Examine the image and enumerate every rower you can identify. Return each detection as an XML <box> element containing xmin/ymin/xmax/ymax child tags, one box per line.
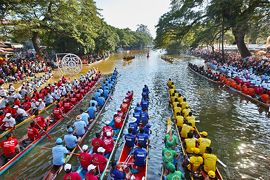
<box><xmin>134</xmin><ymin>103</ymin><xmax>142</xmax><ymax>114</ymax></box>
<box><xmin>184</xmin><ymin>132</ymin><xmax>196</xmax><ymax>154</ymax></box>
<box><xmin>182</xmin><ymin>107</ymin><xmax>191</xmax><ymax>119</ymax></box>
<box><xmin>140</xmin><ymin>110</ymin><xmax>149</xmax><ymax>126</ymax></box>
<box><xmin>73</xmin><ymin>115</ymin><xmax>87</xmax><ymax>137</ymax></box>
<box><xmin>142</xmin><ymin>85</ymin><xmax>149</xmax><ymax>96</ymax></box>
<box><xmin>180</xmin><ymin>98</ymin><xmax>188</xmax><ymax>109</ymax></box>
<box><xmin>77</xmin><ymin>145</ymin><xmax>92</xmax><ymax>170</ymax></box>
<box><xmin>63</xmin><ymin>164</ymin><xmax>81</xmax><ymax>180</ymax></box>
<box><xmin>102</xmin><ymin>121</ymin><xmax>113</xmax><ymax>138</ymax></box>
<box><xmin>133</xmin><ymin>143</ymin><xmax>148</xmax><ymax>170</ymax></box>
<box><xmin>137</xmin><ymin>128</ymin><xmax>149</xmax><ymax>148</ymax></box>
<box><xmin>91</xmin><ymin>132</ymin><xmax>105</xmax><ymax>153</ymax></box>
<box><xmin>36</xmin><ymin>98</ymin><xmax>46</xmax><ymax>111</ymax></box>
<box><xmin>94</xmin><ymin>90</ymin><xmax>101</xmax><ymax>101</ymax></box>
<box><xmin>202</xmin><ymin>147</ymin><xmax>217</xmax><ymax>174</ymax></box>
<box><xmin>13</xmin><ymin>105</ymin><xmax>28</xmax><ymax>123</ymax></box>
<box><xmin>87</xmin><ymin>103</ymin><xmax>97</xmax><ymax>120</ymax></box>
<box><xmin>141</xmin><ymin>97</ymin><xmax>149</xmax><ymax>111</ymax></box>
<box><xmin>133</xmin><ymin>110</ymin><xmax>141</xmax><ymax>123</ymax></box>
<box><xmin>52</xmin><ymin>104</ymin><xmax>63</xmax><ymax>121</ymax></box>
<box><xmin>167</xmin><ymin>79</ymin><xmax>173</xmax><ymax>88</ymax></box>
<box><xmin>187</xmin><ymin>148</ymin><xmax>203</xmax><ymax>174</ymax></box>
<box><xmin>63</xmin><ymin>99</ymin><xmax>74</xmax><ymax>113</ymax></box>
<box><xmin>180</xmin><ymin>123</ymin><xmax>194</xmax><ymax>138</ymax></box>
<box><xmin>2</xmin><ymin>113</ymin><xmax>16</xmax><ymax>130</ymax></box>
<box><xmin>114</xmin><ymin>113</ymin><xmax>123</xmax><ymax>129</ymax></box>
<box><xmin>175</xmin><ymin>112</ymin><xmax>184</xmax><ymax>128</ymax></box>
<box><xmin>166</xmin><ymin>162</ymin><xmax>184</xmax><ymax>180</ymax></box>
<box><xmin>143</xmin><ymin>124</ymin><xmax>151</xmax><ymax>135</ymax></box>
<box><xmin>92</xmin><ymin>147</ymin><xmax>107</xmax><ymax>173</ymax></box>
<box><xmin>52</xmin><ymin>138</ymin><xmax>69</xmax><ymax>168</ymax></box>
<box><xmin>120</xmin><ymin>99</ymin><xmax>129</xmax><ymax>114</ymax></box>
<box><xmin>64</xmin><ymin>127</ymin><xmax>78</xmax><ymax>151</ymax></box>
<box><xmin>80</xmin><ymin>109</ymin><xmax>90</xmax><ymax>125</ymax></box>
<box><xmin>89</xmin><ymin>97</ymin><xmax>98</xmax><ymax>108</ymax></box>
<box><xmin>34</xmin><ymin>110</ymin><xmax>47</xmax><ymax>130</ymax></box>
<box><xmin>173</xmin><ymin>104</ymin><xmax>182</xmax><ymax>118</ymax></box>
<box><xmin>103</xmin><ymin>131</ymin><xmax>114</xmax><ymax>157</ymax></box>
<box><xmin>85</xmin><ymin>164</ymin><xmax>98</xmax><ymax>180</ymax></box>
<box><xmin>186</xmin><ymin>112</ymin><xmax>195</xmax><ymax>127</ymax></box>
<box><xmin>162</xmin><ymin>147</ymin><xmax>177</xmax><ymax>168</ymax></box>
<box><xmin>197</xmin><ymin>131</ymin><xmax>211</xmax><ymax>154</ymax></box>
<box><xmin>164</xmin><ymin>129</ymin><xmax>178</xmax><ymax>150</ymax></box>
<box><xmin>110</xmin><ymin>162</ymin><xmax>126</xmax><ymax>180</ymax></box>
<box><xmin>27</xmin><ymin>122</ymin><xmax>41</xmax><ymax>142</ymax></box>
<box><xmin>97</xmin><ymin>94</ymin><xmax>106</xmax><ymax>107</ymax></box>
<box><xmin>128</xmin><ymin>117</ymin><xmax>138</xmax><ymax>135</ymax></box>
<box><xmin>172</xmin><ymin>98</ymin><xmax>180</xmax><ymax>109</ymax></box>
<box><xmin>0</xmin><ymin>134</ymin><xmax>20</xmax><ymax>163</ymax></box>
<box><xmin>124</xmin><ymin>128</ymin><xmax>136</xmax><ymax>148</ymax></box>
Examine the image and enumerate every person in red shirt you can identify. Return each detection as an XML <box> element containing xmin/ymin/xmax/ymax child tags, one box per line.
<box><xmin>24</xmin><ymin>94</ymin><xmax>31</xmax><ymax>102</ymax></box>
<box><xmin>75</xmin><ymin>92</ymin><xmax>83</xmax><ymax>101</ymax></box>
<box><xmin>92</xmin><ymin>147</ymin><xmax>107</xmax><ymax>173</ymax></box>
<box><xmin>63</xmin><ymin>164</ymin><xmax>81</xmax><ymax>180</ymax></box>
<box><xmin>114</xmin><ymin>114</ymin><xmax>123</xmax><ymax>129</ymax></box>
<box><xmin>22</xmin><ymin>100</ymin><xmax>31</xmax><ymax>111</ymax></box>
<box><xmin>70</xmin><ymin>95</ymin><xmax>77</xmax><ymax>106</ymax></box>
<box><xmin>77</xmin><ymin>145</ymin><xmax>92</xmax><ymax>170</ymax></box>
<box><xmin>27</xmin><ymin>122</ymin><xmax>41</xmax><ymax>141</ymax></box>
<box><xmin>85</xmin><ymin>164</ymin><xmax>98</xmax><ymax>180</ymax></box>
<box><xmin>33</xmin><ymin>110</ymin><xmax>47</xmax><ymax>130</ymax></box>
<box><xmin>102</xmin><ymin>121</ymin><xmax>113</xmax><ymax>139</ymax></box>
<box><xmin>103</xmin><ymin>131</ymin><xmax>114</xmax><ymax>157</ymax></box>
<box><xmin>0</xmin><ymin>134</ymin><xmax>20</xmax><ymax>162</ymax></box>
<box><xmin>63</xmin><ymin>100</ymin><xmax>74</xmax><ymax>113</ymax></box>
<box><xmin>3</xmin><ymin>103</ymin><xmax>12</xmax><ymax>114</ymax></box>
<box><xmin>57</xmin><ymin>100</ymin><xmax>64</xmax><ymax>109</ymax></box>
<box><xmin>33</xmin><ymin>90</ymin><xmax>39</xmax><ymax>99</ymax></box>
<box><xmin>13</xmin><ymin>98</ymin><xmax>21</xmax><ymax>106</ymax></box>
<box><xmin>91</xmin><ymin>133</ymin><xmax>105</xmax><ymax>153</ymax></box>
<box><xmin>52</xmin><ymin>104</ymin><xmax>63</xmax><ymax>121</ymax></box>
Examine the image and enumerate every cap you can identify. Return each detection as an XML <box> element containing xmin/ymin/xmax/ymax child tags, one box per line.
<box><xmin>64</xmin><ymin>164</ymin><xmax>72</xmax><ymax>171</ymax></box>
<box><xmin>208</xmin><ymin>170</ymin><xmax>216</xmax><ymax>178</ymax></box>
<box><xmin>67</xmin><ymin>127</ymin><xmax>73</xmax><ymax>133</ymax></box>
<box><xmin>191</xmin><ymin>147</ymin><xmax>200</xmax><ymax>154</ymax></box>
<box><xmin>13</xmin><ymin>105</ymin><xmax>19</xmax><ymax>109</ymax></box>
<box><xmin>200</xmin><ymin>131</ymin><xmax>208</xmax><ymax>137</ymax></box>
<box><xmin>97</xmin><ymin>147</ymin><xmax>105</xmax><ymax>153</ymax></box>
<box><xmin>6</xmin><ymin>113</ymin><xmax>11</xmax><ymax>117</ymax></box>
<box><xmin>106</xmin><ymin>131</ymin><xmax>112</xmax><ymax>137</ymax></box>
<box><xmin>38</xmin><ymin>98</ymin><xmax>42</xmax><ymax>101</ymax></box>
<box><xmin>76</xmin><ymin>115</ymin><xmax>81</xmax><ymax>120</ymax></box>
<box><xmin>105</xmin><ymin>120</ymin><xmax>110</xmax><ymax>125</ymax></box>
<box><xmin>82</xmin><ymin>145</ymin><xmax>89</xmax><ymax>151</ymax></box>
<box><xmin>87</xmin><ymin>164</ymin><xmax>96</xmax><ymax>171</ymax></box>
<box><xmin>56</xmin><ymin>138</ymin><xmax>63</xmax><ymax>144</ymax></box>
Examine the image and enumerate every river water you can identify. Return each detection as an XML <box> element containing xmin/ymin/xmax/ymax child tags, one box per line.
<box><xmin>2</xmin><ymin>51</ymin><xmax>270</xmax><ymax>180</ymax></box>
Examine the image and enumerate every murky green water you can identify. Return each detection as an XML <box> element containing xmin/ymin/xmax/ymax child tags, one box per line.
<box><xmin>2</xmin><ymin>51</ymin><xmax>270</xmax><ymax>180</ymax></box>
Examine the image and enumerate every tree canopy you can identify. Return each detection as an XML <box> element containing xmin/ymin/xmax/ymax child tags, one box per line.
<box><xmin>0</xmin><ymin>0</ymin><xmax>153</xmax><ymax>57</ymax></box>
<box><xmin>155</xmin><ymin>0</ymin><xmax>270</xmax><ymax>57</ymax></box>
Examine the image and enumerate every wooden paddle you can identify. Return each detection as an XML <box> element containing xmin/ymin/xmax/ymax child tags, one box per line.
<box><xmin>217</xmin><ymin>159</ymin><xmax>227</xmax><ymax>168</ymax></box>
<box><xmin>34</xmin><ymin>121</ymin><xmax>52</xmax><ymax>140</ymax></box>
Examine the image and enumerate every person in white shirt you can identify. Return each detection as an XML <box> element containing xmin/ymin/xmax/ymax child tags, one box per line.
<box><xmin>0</xmin><ymin>87</ymin><xmax>7</xmax><ymax>97</ymax></box>
<box><xmin>14</xmin><ymin>105</ymin><xmax>29</xmax><ymax>123</ymax></box>
<box><xmin>0</xmin><ymin>96</ymin><xmax>9</xmax><ymax>109</ymax></box>
<box><xmin>36</xmin><ymin>99</ymin><xmax>46</xmax><ymax>111</ymax></box>
<box><xmin>2</xmin><ymin>113</ymin><xmax>16</xmax><ymax>130</ymax></box>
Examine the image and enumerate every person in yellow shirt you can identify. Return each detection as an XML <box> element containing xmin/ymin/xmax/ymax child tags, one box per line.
<box><xmin>180</xmin><ymin>123</ymin><xmax>194</xmax><ymax>138</ymax></box>
<box><xmin>167</xmin><ymin>78</ymin><xmax>173</xmax><ymax>88</ymax></box>
<box><xmin>187</xmin><ymin>148</ymin><xmax>203</xmax><ymax>173</ymax></box>
<box><xmin>169</xmin><ymin>88</ymin><xmax>175</xmax><ymax>96</ymax></box>
<box><xmin>182</xmin><ymin>107</ymin><xmax>191</xmax><ymax>118</ymax></box>
<box><xmin>175</xmin><ymin>112</ymin><xmax>184</xmax><ymax>128</ymax></box>
<box><xmin>197</xmin><ymin>131</ymin><xmax>211</xmax><ymax>154</ymax></box>
<box><xmin>172</xmin><ymin>100</ymin><xmax>180</xmax><ymax>108</ymax></box>
<box><xmin>203</xmin><ymin>147</ymin><xmax>217</xmax><ymax>173</ymax></box>
<box><xmin>184</xmin><ymin>132</ymin><xmax>196</xmax><ymax>154</ymax></box>
<box><xmin>173</xmin><ymin>104</ymin><xmax>182</xmax><ymax>117</ymax></box>
<box><xmin>186</xmin><ymin>112</ymin><xmax>195</xmax><ymax>127</ymax></box>
<box><xmin>177</xmin><ymin>95</ymin><xmax>184</xmax><ymax>104</ymax></box>
<box><xmin>181</xmin><ymin>98</ymin><xmax>188</xmax><ymax>109</ymax></box>
<box><xmin>171</xmin><ymin>95</ymin><xmax>178</xmax><ymax>104</ymax></box>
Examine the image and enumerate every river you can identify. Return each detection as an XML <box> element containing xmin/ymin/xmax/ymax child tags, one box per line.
<box><xmin>2</xmin><ymin>50</ymin><xmax>270</xmax><ymax>180</ymax></box>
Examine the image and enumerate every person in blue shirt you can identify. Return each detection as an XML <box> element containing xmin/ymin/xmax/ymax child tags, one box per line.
<box><xmin>110</xmin><ymin>162</ymin><xmax>126</xmax><ymax>180</ymax></box>
<box><xmin>87</xmin><ymin>103</ymin><xmax>97</xmax><ymax>119</ymax></box>
<box><xmin>133</xmin><ymin>143</ymin><xmax>148</xmax><ymax>167</ymax></box>
<box><xmin>125</xmin><ymin>128</ymin><xmax>136</xmax><ymax>148</ymax></box>
<box><xmin>94</xmin><ymin>90</ymin><xmax>101</xmax><ymax>101</ymax></box>
<box><xmin>142</xmin><ymin>85</ymin><xmax>149</xmax><ymax>95</ymax></box>
<box><xmin>80</xmin><ymin>109</ymin><xmax>90</xmax><ymax>125</ymax></box>
<box><xmin>135</xmin><ymin>103</ymin><xmax>142</xmax><ymax>114</ymax></box>
<box><xmin>140</xmin><ymin>111</ymin><xmax>149</xmax><ymax>126</ymax></box>
<box><xmin>64</xmin><ymin>127</ymin><xmax>77</xmax><ymax>151</ymax></box>
<box><xmin>129</xmin><ymin>117</ymin><xmax>138</xmax><ymax>135</ymax></box>
<box><xmin>73</xmin><ymin>116</ymin><xmax>87</xmax><ymax>137</ymax></box>
<box><xmin>143</xmin><ymin>124</ymin><xmax>151</xmax><ymax>135</ymax></box>
<box><xmin>89</xmin><ymin>97</ymin><xmax>97</xmax><ymax>108</ymax></box>
<box><xmin>103</xmin><ymin>87</ymin><xmax>110</xmax><ymax>99</ymax></box>
<box><xmin>141</xmin><ymin>98</ymin><xmax>149</xmax><ymax>111</ymax></box>
<box><xmin>137</xmin><ymin>128</ymin><xmax>149</xmax><ymax>148</ymax></box>
<box><xmin>52</xmin><ymin>138</ymin><xmax>69</xmax><ymax>166</ymax></box>
<box><xmin>133</xmin><ymin>111</ymin><xmax>141</xmax><ymax>124</ymax></box>
<box><xmin>97</xmin><ymin>95</ymin><xmax>105</xmax><ymax>107</ymax></box>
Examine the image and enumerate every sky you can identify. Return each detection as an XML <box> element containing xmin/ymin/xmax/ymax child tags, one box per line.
<box><xmin>95</xmin><ymin>0</ymin><xmax>171</xmax><ymax>37</ymax></box>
